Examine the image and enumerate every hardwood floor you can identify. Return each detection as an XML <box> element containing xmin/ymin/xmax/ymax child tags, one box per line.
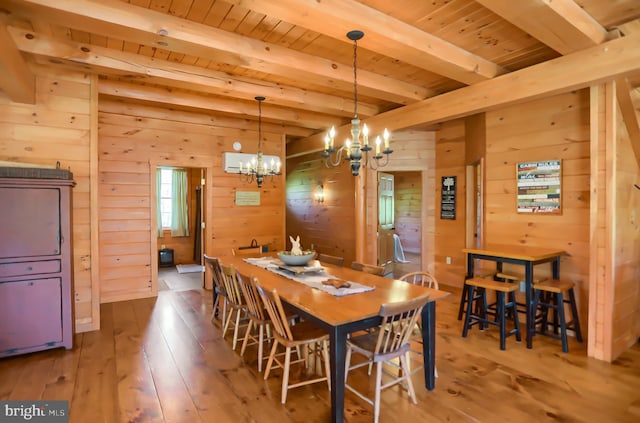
<box><xmin>387</xmin><ymin>251</ymin><xmax>421</xmax><ymax>279</ymax></box>
<box><xmin>1</xmin><ymin>281</ymin><xmax>639</xmax><ymax>422</ymax></box>
<box><xmin>158</xmin><ymin>266</ymin><xmax>203</xmax><ymax>291</ymax></box>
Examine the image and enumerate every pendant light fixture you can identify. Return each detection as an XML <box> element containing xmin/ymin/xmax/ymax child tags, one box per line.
<box><xmin>237</xmin><ymin>96</ymin><xmax>281</xmax><ymax>187</ymax></box>
<box><xmin>322</xmin><ymin>30</ymin><xmax>393</xmax><ymax>176</ymax></box>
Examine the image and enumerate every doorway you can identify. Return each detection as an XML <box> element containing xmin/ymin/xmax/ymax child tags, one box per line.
<box><xmin>465</xmin><ymin>160</ymin><xmax>484</xmax><ymax>250</ymax></box>
<box><xmin>153</xmin><ymin>165</ymin><xmax>206</xmax><ymax>291</ymax></box>
<box><xmin>377</xmin><ymin>170</ymin><xmax>423</xmax><ymax>277</ymax></box>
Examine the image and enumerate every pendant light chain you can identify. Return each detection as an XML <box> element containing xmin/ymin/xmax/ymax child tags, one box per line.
<box><xmin>258</xmin><ymin>98</ymin><xmax>262</xmax><ymax>151</ymax></box>
<box><xmin>353</xmin><ymin>36</ymin><xmax>358</xmax><ymax>119</ymax></box>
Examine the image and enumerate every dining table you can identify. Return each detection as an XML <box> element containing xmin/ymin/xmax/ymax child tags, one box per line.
<box><xmin>226</xmin><ymin>255</ymin><xmax>450</xmax><ymax>423</ymax></box>
<box><xmin>462</xmin><ymin>244</ymin><xmax>565</xmax><ymax>349</ymax></box>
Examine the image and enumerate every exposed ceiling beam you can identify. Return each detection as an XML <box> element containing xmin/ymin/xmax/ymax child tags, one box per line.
<box><xmin>287</xmin><ymin>33</ymin><xmax>640</xmax><ymax>157</ymax></box>
<box><xmin>616</xmin><ymin>17</ymin><xmax>640</xmax><ymax>36</ymax></box>
<box><xmin>226</xmin><ymin>0</ymin><xmax>507</xmax><ymax>84</ymax></box>
<box><xmin>11</xmin><ymin>0</ymin><xmax>432</xmax><ymax>103</ymax></box>
<box><xmin>98</xmin><ymin>79</ymin><xmax>342</xmax><ymax>130</ymax></box>
<box><xmin>0</xmin><ymin>23</ymin><xmax>35</xmax><ymax>104</ymax></box>
<box><xmin>615</xmin><ymin>77</ymin><xmax>640</xmax><ymax>167</ymax></box>
<box><xmin>476</xmin><ymin>0</ymin><xmax>609</xmax><ymax>54</ymax></box>
<box><xmin>99</xmin><ymin>99</ymin><xmax>315</xmax><ymax>138</ymax></box>
<box><xmin>7</xmin><ymin>26</ymin><xmax>377</xmax><ymax>118</ymax></box>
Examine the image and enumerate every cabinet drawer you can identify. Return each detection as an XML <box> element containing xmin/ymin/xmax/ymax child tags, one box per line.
<box><xmin>0</xmin><ymin>278</ymin><xmax>63</xmax><ymax>354</ymax></box>
<box><xmin>0</xmin><ymin>260</ymin><xmax>61</xmax><ymax>278</ymax></box>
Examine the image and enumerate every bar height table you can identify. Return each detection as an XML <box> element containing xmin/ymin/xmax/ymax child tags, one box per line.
<box><xmin>462</xmin><ymin>245</ymin><xmax>565</xmax><ymax>349</ymax></box>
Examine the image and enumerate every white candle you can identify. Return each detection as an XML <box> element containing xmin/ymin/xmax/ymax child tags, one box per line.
<box><xmin>375</xmin><ymin>136</ymin><xmax>381</xmax><ymax>155</ymax></box>
<box><xmin>329</xmin><ymin>126</ymin><xmax>336</xmax><ymax>149</ymax></box>
<box><xmin>362</xmin><ymin>124</ymin><xmax>369</xmax><ymax>146</ymax></box>
<box><xmin>345</xmin><ymin>139</ymin><xmax>351</xmax><ymax>158</ymax></box>
<box><xmin>383</xmin><ymin>128</ymin><xmax>390</xmax><ymax>149</ymax></box>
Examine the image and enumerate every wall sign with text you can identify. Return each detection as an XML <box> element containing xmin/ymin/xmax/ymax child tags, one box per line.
<box><xmin>517</xmin><ymin>160</ymin><xmax>561</xmax><ymax>214</ymax></box>
<box><xmin>235</xmin><ymin>191</ymin><xmax>260</xmax><ymax>206</ymax></box>
<box><xmin>440</xmin><ymin>176</ymin><xmax>456</xmax><ymax>220</ymax></box>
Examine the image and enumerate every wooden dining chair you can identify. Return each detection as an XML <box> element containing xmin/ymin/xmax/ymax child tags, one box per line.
<box><xmin>317</xmin><ymin>253</ymin><xmax>345</xmax><ymax>267</ymax></box>
<box><xmin>399</xmin><ymin>271</ymin><xmax>439</xmax><ymax>377</ymax></box>
<box><xmin>220</xmin><ymin>264</ymin><xmax>249</xmax><ymax>350</ymax></box>
<box><xmin>399</xmin><ymin>271</ymin><xmax>439</xmax><ymax>290</ymax></box>
<box><xmin>236</xmin><ymin>273</ymin><xmax>273</xmax><ymax>372</ymax></box>
<box><xmin>204</xmin><ymin>254</ymin><xmax>227</xmax><ymax>324</ymax></box>
<box><xmin>351</xmin><ymin>261</ymin><xmax>385</xmax><ymax>276</ymax></box>
<box><xmin>345</xmin><ymin>294</ymin><xmax>431</xmax><ymax>423</ymax></box>
<box><xmin>255</xmin><ymin>280</ymin><xmax>331</xmax><ymax>404</ymax></box>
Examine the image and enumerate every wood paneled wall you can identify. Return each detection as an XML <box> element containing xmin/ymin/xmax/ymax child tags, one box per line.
<box><xmin>286</xmin><ymin>154</ymin><xmax>355</xmax><ymax>265</ymax></box>
<box><xmin>589</xmin><ymin>83</ymin><xmax>613</xmax><ymax>360</ymax></box>
<box><xmin>612</xmin><ymin>95</ymin><xmax>640</xmax><ymax>359</ymax></box>
<box><xmin>286</xmin><ymin>131</ymin><xmax>435</xmax><ymax>272</ymax></box>
<box><xmin>363</xmin><ymin>130</ymin><xmax>436</xmax><ymax>272</ymax></box>
<box><xmin>484</xmin><ymin>90</ymin><xmax>591</xmax><ymax>330</ymax></box>
<box><xmin>434</xmin><ymin>121</ymin><xmax>468</xmax><ymax>286</ymax></box>
<box><xmin>0</xmin><ymin>65</ymin><xmax>96</xmax><ymax>332</ymax></box>
<box><xmin>98</xmin><ymin>99</ymin><xmax>285</xmax><ymax>303</ymax></box>
<box><xmin>394</xmin><ymin>171</ymin><xmax>422</xmax><ymax>254</ymax></box>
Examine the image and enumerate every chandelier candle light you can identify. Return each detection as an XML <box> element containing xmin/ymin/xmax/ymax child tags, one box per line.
<box><xmin>322</xmin><ymin>30</ymin><xmax>393</xmax><ymax>176</ymax></box>
<box><xmin>238</xmin><ymin>96</ymin><xmax>281</xmax><ymax>188</ymax></box>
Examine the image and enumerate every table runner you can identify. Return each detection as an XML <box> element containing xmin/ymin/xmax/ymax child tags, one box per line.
<box><xmin>243</xmin><ymin>257</ymin><xmax>375</xmax><ymax>297</ymax></box>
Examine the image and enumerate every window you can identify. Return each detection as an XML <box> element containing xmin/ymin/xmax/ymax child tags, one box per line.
<box><xmin>156</xmin><ymin>167</ymin><xmax>189</xmax><ymax>237</ymax></box>
<box><xmin>159</xmin><ymin>168</ymin><xmax>173</xmax><ymax>228</ymax></box>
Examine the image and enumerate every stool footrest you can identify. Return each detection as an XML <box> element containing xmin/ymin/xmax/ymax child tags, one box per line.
<box><xmin>496</xmin><ymin>272</ymin><xmax>547</xmax><ymax>283</ymax></box>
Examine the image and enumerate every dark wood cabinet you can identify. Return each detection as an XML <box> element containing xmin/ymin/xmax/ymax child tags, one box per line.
<box><xmin>0</xmin><ymin>172</ymin><xmax>75</xmax><ymax>357</ymax></box>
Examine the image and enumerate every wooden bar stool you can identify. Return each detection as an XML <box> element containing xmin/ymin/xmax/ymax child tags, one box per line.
<box><xmin>462</xmin><ymin>278</ymin><xmax>521</xmax><ymax>350</ymax></box>
<box><xmin>532</xmin><ymin>279</ymin><xmax>583</xmax><ymax>353</ymax></box>
<box><xmin>457</xmin><ymin>270</ymin><xmax>497</xmax><ymax>321</ymax></box>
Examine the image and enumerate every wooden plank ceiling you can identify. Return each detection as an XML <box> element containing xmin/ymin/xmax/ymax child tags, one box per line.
<box><xmin>1</xmin><ymin>0</ymin><xmax>640</xmax><ymax>154</ymax></box>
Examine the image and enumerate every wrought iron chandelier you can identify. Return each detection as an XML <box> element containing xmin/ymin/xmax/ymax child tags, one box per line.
<box><xmin>238</xmin><ymin>96</ymin><xmax>281</xmax><ymax>188</ymax></box>
<box><xmin>322</xmin><ymin>30</ymin><xmax>392</xmax><ymax>176</ymax></box>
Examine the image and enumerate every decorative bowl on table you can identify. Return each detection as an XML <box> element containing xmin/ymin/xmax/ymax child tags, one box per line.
<box><xmin>277</xmin><ymin>250</ymin><xmax>316</xmax><ymax>266</ymax></box>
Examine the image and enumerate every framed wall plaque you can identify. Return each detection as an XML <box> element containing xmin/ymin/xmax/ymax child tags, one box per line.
<box><xmin>517</xmin><ymin>160</ymin><xmax>561</xmax><ymax>214</ymax></box>
<box><xmin>440</xmin><ymin>176</ymin><xmax>456</xmax><ymax>220</ymax></box>
<box><xmin>235</xmin><ymin>191</ymin><xmax>260</xmax><ymax>206</ymax></box>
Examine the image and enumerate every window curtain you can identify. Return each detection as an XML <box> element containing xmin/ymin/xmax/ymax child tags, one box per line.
<box><xmin>171</xmin><ymin>168</ymin><xmax>190</xmax><ymax>237</ymax></box>
<box><xmin>156</xmin><ymin>168</ymin><xmax>163</xmax><ymax>238</ymax></box>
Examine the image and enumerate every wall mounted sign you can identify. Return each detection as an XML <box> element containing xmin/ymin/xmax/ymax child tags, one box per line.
<box><xmin>440</xmin><ymin>175</ymin><xmax>456</xmax><ymax>220</ymax></box>
<box><xmin>235</xmin><ymin>191</ymin><xmax>260</xmax><ymax>206</ymax></box>
<box><xmin>517</xmin><ymin>160</ymin><xmax>561</xmax><ymax>214</ymax></box>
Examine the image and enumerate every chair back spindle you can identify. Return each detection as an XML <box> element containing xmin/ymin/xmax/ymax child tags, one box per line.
<box><xmin>375</xmin><ymin>295</ymin><xmax>429</xmax><ymax>357</ymax></box>
<box><xmin>256</xmin><ymin>281</ymin><xmax>294</xmax><ymax>341</ymax></box>
<box><xmin>237</xmin><ymin>274</ymin><xmax>268</xmax><ymax>322</ymax></box>
<box><xmin>399</xmin><ymin>271</ymin><xmax>439</xmax><ymax>290</ymax></box>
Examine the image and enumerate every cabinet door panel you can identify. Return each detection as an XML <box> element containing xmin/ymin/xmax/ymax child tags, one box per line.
<box><xmin>0</xmin><ymin>187</ymin><xmax>61</xmax><ymax>259</ymax></box>
<box><xmin>0</xmin><ymin>278</ymin><xmax>63</xmax><ymax>354</ymax></box>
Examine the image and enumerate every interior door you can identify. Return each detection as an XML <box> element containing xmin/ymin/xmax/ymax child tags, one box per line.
<box><xmin>377</xmin><ymin>172</ymin><xmax>395</xmax><ymax>266</ymax></box>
